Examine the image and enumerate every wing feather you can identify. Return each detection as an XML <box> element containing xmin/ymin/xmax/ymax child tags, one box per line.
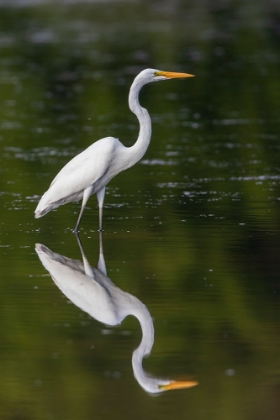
<box><xmin>35</xmin><ymin>137</ymin><xmax>120</xmax><ymax>216</ymax></box>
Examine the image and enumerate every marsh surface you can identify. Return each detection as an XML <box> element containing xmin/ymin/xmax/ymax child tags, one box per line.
<box><xmin>0</xmin><ymin>1</ymin><xmax>280</xmax><ymax>419</ymax></box>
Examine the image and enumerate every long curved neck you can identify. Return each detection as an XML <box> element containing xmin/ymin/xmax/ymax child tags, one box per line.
<box><xmin>131</xmin><ymin>300</ymin><xmax>155</xmax><ymax>388</ymax></box>
<box><xmin>126</xmin><ymin>78</ymin><xmax>152</xmax><ymax>167</ymax></box>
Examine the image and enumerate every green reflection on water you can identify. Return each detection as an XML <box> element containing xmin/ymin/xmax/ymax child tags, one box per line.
<box><xmin>0</xmin><ymin>1</ymin><xmax>280</xmax><ymax>420</ymax></box>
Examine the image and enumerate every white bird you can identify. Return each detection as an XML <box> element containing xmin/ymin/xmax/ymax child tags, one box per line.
<box><xmin>35</xmin><ymin>68</ymin><xmax>194</xmax><ymax>232</ymax></box>
<box><xmin>35</xmin><ymin>234</ymin><xmax>198</xmax><ymax>394</ymax></box>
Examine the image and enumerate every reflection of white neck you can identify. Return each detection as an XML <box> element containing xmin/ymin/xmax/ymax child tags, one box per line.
<box><xmin>130</xmin><ymin>301</ymin><xmax>155</xmax><ymax>391</ymax></box>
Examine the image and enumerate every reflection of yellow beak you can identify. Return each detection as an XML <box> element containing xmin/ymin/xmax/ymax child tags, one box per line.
<box><xmin>159</xmin><ymin>379</ymin><xmax>198</xmax><ymax>391</ymax></box>
<box><xmin>157</xmin><ymin>71</ymin><xmax>195</xmax><ymax>79</ymax></box>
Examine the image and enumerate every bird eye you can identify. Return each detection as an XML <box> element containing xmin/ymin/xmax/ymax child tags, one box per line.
<box><xmin>154</xmin><ymin>71</ymin><xmax>159</xmax><ymax>77</ymax></box>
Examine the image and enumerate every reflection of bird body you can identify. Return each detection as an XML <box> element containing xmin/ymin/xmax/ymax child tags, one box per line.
<box><xmin>35</xmin><ymin>69</ymin><xmax>194</xmax><ymax>232</ymax></box>
<box><xmin>36</xmin><ymin>242</ymin><xmax>152</xmax><ymax>329</ymax></box>
<box><xmin>35</xmin><ymin>235</ymin><xmax>197</xmax><ymax>393</ymax></box>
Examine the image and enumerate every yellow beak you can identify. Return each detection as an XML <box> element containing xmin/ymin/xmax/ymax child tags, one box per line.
<box><xmin>157</xmin><ymin>71</ymin><xmax>195</xmax><ymax>79</ymax></box>
<box><xmin>159</xmin><ymin>379</ymin><xmax>198</xmax><ymax>391</ymax></box>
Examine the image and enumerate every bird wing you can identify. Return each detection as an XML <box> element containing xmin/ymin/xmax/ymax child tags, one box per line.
<box><xmin>43</xmin><ymin>136</ymin><xmax>121</xmax><ymax>204</ymax></box>
<box><xmin>51</xmin><ymin>136</ymin><xmax>119</xmax><ymax>190</ymax></box>
<box><xmin>35</xmin><ymin>136</ymin><xmax>122</xmax><ymax>216</ymax></box>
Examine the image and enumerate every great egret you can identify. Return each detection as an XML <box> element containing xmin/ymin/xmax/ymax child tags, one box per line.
<box><xmin>35</xmin><ymin>68</ymin><xmax>194</xmax><ymax>232</ymax></box>
<box><xmin>35</xmin><ymin>235</ymin><xmax>197</xmax><ymax>394</ymax></box>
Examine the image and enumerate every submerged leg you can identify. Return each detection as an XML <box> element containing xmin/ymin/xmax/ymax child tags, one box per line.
<box><xmin>75</xmin><ymin>232</ymin><xmax>95</xmax><ymax>277</ymax></box>
<box><xmin>96</xmin><ymin>186</ymin><xmax>106</xmax><ymax>232</ymax></box>
<box><xmin>98</xmin><ymin>230</ymin><xmax>107</xmax><ymax>275</ymax></box>
<box><xmin>73</xmin><ymin>185</ymin><xmax>94</xmax><ymax>233</ymax></box>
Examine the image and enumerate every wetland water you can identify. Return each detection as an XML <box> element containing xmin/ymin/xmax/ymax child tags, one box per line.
<box><xmin>0</xmin><ymin>1</ymin><xmax>280</xmax><ymax>419</ymax></box>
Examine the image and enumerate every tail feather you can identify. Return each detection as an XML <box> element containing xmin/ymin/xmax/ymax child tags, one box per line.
<box><xmin>35</xmin><ymin>205</ymin><xmax>52</xmax><ymax>219</ymax></box>
<box><xmin>35</xmin><ymin>188</ymin><xmax>58</xmax><ymax>219</ymax></box>
<box><xmin>35</xmin><ymin>192</ymin><xmax>57</xmax><ymax>218</ymax></box>
<box><xmin>35</xmin><ymin>187</ymin><xmax>84</xmax><ymax>219</ymax></box>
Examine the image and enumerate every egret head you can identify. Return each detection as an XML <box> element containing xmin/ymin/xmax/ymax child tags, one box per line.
<box><xmin>135</xmin><ymin>68</ymin><xmax>195</xmax><ymax>85</ymax></box>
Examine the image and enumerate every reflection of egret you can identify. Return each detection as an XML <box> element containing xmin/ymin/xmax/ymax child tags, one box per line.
<box><xmin>34</xmin><ymin>69</ymin><xmax>194</xmax><ymax>232</ymax></box>
<box><xmin>35</xmin><ymin>235</ymin><xmax>197</xmax><ymax>394</ymax></box>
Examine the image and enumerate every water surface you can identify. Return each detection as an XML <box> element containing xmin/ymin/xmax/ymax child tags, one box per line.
<box><xmin>0</xmin><ymin>1</ymin><xmax>279</xmax><ymax>419</ymax></box>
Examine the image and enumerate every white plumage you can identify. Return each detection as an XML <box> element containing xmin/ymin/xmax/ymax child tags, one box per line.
<box><xmin>35</xmin><ymin>137</ymin><xmax>121</xmax><ymax>217</ymax></box>
<box><xmin>35</xmin><ymin>68</ymin><xmax>194</xmax><ymax>231</ymax></box>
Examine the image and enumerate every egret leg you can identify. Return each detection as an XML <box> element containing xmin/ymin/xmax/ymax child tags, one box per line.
<box><xmin>97</xmin><ymin>186</ymin><xmax>106</xmax><ymax>232</ymax></box>
<box><xmin>73</xmin><ymin>185</ymin><xmax>94</xmax><ymax>233</ymax></box>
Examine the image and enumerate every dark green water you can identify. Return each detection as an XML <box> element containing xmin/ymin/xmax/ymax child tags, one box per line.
<box><xmin>0</xmin><ymin>1</ymin><xmax>280</xmax><ymax>419</ymax></box>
